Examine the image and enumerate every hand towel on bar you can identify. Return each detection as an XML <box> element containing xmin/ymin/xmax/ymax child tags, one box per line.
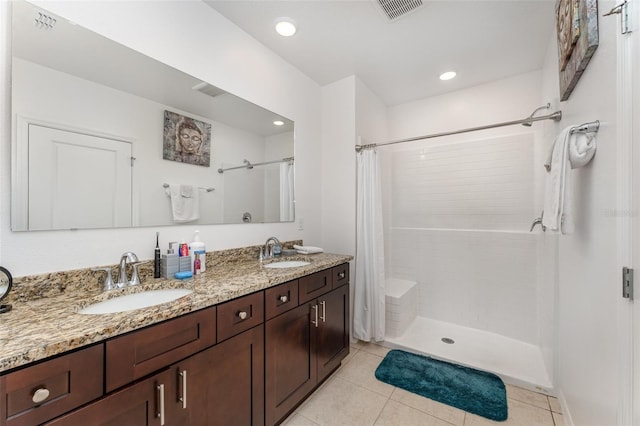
<box><xmin>544</xmin><ymin>128</ymin><xmax>597</xmax><ymax>171</ymax></box>
<box><xmin>165</xmin><ymin>184</ymin><xmax>200</xmax><ymax>222</ymax></box>
<box><xmin>542</xmin><ymin>126</ymin><xmax>596</xmax><ymax>234</ymax></box>
<box><xmin>293</xmin><ymin>245</ymin><xmax>324</xmax><ymax>254</ymax></box>
<box><xmin>568</xmin><ymin>131</ymin><xmax>596</xmax><ymax>169</ymax></box>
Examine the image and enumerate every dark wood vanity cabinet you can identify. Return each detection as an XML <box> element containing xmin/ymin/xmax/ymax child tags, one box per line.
<box><xmin>265</xmin><ymin>265</ymin><xmax>350</xmax><ymax>426</ymax></box>
<box><xmin>1</xmin><ymin>262</ymin><xmax>349</xmax><ymax>426</ymax></box>
<box><xmin>46</xmin><ymin>325</ymin><xmax>264</xmax><ymax>426</ymax></box>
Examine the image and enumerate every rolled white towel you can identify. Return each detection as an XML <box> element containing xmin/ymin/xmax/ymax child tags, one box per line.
<box><xmin>293</xmin><ymin>245</ymin><xmax>324</xmax><ymax>254</ymax></box>
<box><xmin>568</xmin><ymin>131</ymin><xmax>596</xmax><ymax>169</ymax></box>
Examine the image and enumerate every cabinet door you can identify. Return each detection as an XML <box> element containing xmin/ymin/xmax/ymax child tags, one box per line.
<box><xmin>265</xmin><ymin>302</ymin><xmax>317</xmax><ymax>426</ymax></box>
<box><xmin>173</xmin><ymin>325</ymin><xmax>264</xmax><ymax>426</ymax></box>
<box><xmin>317</xmin><ymin>285</ymin><xmax>350</xmax><ymax>382</ymax></box>
<box><xmin>46</xmin><ymin>370</ymin><xmax>172</xmax><ymax>426</ymax></box>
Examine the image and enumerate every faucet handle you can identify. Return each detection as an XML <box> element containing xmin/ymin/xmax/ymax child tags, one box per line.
<box><xmin>129</xmin><ymin>262</ymin><xmax>143</xmax><ymax>286</ymax></box>
<box><xmin>92</xmin><ymin>268</ymin><xmax>115</xmax><ymax>291</ymax></box>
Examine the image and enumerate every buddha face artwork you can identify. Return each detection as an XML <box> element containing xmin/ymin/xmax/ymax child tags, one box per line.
<box><xmin>163</xmin><ymin>110</ymin><xmax>211</xmax><ymax>167</ymax></box>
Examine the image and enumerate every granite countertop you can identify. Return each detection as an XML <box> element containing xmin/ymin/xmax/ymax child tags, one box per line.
<box><xmin>0</xmin><ymin>252</ymin><xmax>352</xmax><ymax>374</ymax></box>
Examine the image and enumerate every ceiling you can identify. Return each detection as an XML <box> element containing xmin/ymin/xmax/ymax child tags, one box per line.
<box><xmin>204</xmin><ymin>0</ymin><xmax>557</xmax><ymax>106</ymax></box>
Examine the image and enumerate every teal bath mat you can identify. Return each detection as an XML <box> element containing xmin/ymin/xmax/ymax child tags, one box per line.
<box><xmin>375</xmin><ymin>350</ymin><xmax>507</xmax><ymax>421</ymax></box>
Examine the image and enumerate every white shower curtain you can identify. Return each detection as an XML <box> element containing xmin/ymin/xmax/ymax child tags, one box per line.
<box><xmin>353</xmin><ymin>148</ymin><xmax>386</xmax><ymax>342</ymax></box>
<box><xmin>279</xmin><ymin>162</ymin><xmax>294</xmax><ymax>221</ymax></box>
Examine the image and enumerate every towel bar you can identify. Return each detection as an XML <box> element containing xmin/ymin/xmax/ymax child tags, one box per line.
<box><xmin>162</xmin><ymin>183</ymin><xmax>214</xmax><ymax>192</ymax></box>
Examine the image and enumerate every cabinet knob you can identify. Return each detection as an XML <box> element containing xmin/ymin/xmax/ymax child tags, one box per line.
<box><xmin>279</xmin><ymin>295</ymin><xmax>288</xmax><ymax>303</ymax></box>
<box><xmin>32</xmin><ymin>387</ymin><xmax>50</xmax><ymax>404</ymax></box>
<box><xmin>238</xmin><ymin>311</ymin><xmax>248</xmax><ymax>320</ymax></box>
<box><xmin>338</xmin><ymin>272</ymin><xmax>346</xmax><ymax>279</ymax></box>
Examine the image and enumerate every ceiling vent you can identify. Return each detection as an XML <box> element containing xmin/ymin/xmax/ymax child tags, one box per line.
<box><xmin>192</xmin><ymin>82</ymin><xmax>226</xmax><ymax>98</ymax></box>
<box><xmin>374</xmin><ymin>0</ymin><xmax>424</xmax><ymax>21</ymax></box>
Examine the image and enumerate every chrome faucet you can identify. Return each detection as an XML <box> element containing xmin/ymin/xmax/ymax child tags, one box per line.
<box><xmin>263</xmin><ymin>237</ymin><xmax>282</xmax><ymax>259</ymax></box>
<box><xmin>116</xmin><ymin>252</ymin><xmax>139</xmax><ymax>288</ymax></box>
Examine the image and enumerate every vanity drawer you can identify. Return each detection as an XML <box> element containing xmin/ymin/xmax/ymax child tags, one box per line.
<box><xmin>0</xmin><ymin>344</ymin><xmax>103</xmax><ymax>426</ymax></box>
<box><xmin>332</xmin><ymin>263</ymin><xmax>349</xmax><ymax>289</ymax></box>
<box><xmin>299</xmin><ymin>269</ymin><xmax>332</xmax><ymax>304</ymax></box>
<box><xmin>265</xmin><ymin>280</ymin><xmax>299</xmax><ymax>320</ymax></box>
<box><xmin>217</xmin><ymin>291</ymin><xmax>264</xmax><ymax>342</ymax></box>
<box><xmin>105</xmin><ymin>305</ymin><xmax>216</xmax><ymax>392</ymax></box>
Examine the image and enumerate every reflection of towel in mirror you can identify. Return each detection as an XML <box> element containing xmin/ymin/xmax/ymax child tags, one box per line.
<box><xmin>542</xmin><ymin>126</ymin><xmax>597</xmax><ymax>234</ymax></box>
<box><xmin>165</xmin><ymin>184</ymin><xmax>199</xmax><ymax>222</ymax></box>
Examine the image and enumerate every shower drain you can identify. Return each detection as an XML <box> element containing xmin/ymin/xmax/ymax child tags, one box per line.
<box><xmin>441</xmin><ymin>337</ymin><xmax>455</xmax><ymax>344</ymax></box>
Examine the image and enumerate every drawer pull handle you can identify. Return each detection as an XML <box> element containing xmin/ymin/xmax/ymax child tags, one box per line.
<box><xmin>32</xmin><ymin>388</ymin><xmax>50</xmax><ymax>404</ymax></box>
<box><xmin>157</xmin><ymin>384</ymin><xmax>165</xmax><ymax>426</ymax></box>
<box><xmin>279</xmin><ymin>295</ymin><xmax>288</xmax><ymax>303</ymax></box>
<box><xmin>320</xmin><ymin>300</ymin><xmax>326</xmax><ymax>322</ymax></box>
<box><xmin>311</xmin><ymin>304</ymin><xmax>319</xmax><ymax>328</ymax></box>
<box><xmin>179</xmin><ymin>370</ymin><xmax>188</xmax><ymax>409</ymax></box>
<box><xmin>338</xmin><ymin>272</ymin><xmax>346</xmax><ymax>279</ymax></box>
<box><xmin>238</xmin><ymin>311</ymin><xmax>248</xmax><ymax>320</ymax></box>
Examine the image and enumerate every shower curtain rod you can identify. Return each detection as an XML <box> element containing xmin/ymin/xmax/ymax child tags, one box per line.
<box><xmin>217</xmin><ymin>156</ymin><xmax>294</xmax><ymax>174</ymax></box>
<box><xmin>355</xmin><ymin>107</ymin><xmax>563</xmax><ymax>152</ymax></box>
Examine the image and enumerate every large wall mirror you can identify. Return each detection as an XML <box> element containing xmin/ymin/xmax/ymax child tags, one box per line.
<box><xmin>11</xmin><ymin>1</ymin><xmax>295</xmax><ymax>231</ymax></box>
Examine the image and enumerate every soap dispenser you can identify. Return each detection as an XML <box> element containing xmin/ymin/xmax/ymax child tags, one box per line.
<box><xmin>161</xmin><ymin>242</ymin><xmax>179</xmax><ymax>279</ymax></box>
<box><xmin>190</xmin><ymin>230</ymin><xmax>206</xmax><ymax>274</ymax></box>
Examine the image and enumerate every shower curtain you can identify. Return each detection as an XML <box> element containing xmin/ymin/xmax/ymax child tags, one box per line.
<box><xmin>353</xmin><ymin>148</ymin><xmax>386</xmax><ymax>342</ymax></box>
<box><xmin>279</xmin><ymin>161</ymin><xmax>294</xmax><ymax>221</ymax></box>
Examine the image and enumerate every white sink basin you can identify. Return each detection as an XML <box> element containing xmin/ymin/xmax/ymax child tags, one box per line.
<box><xmin>264</xmin><ymin>260</ymin><xmax>310</xmax><ymax>269</ymax></box>
<box><xmin>79</xmin><ymin>288</ymin><xmax>193</xmax><ymax>315</ymax></box>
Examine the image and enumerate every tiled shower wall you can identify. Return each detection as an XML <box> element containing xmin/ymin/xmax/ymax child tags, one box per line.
<box><xmin>383</xmin><ymin>133</ymin><xmax>540</xmax><ymax>344</ymax></box>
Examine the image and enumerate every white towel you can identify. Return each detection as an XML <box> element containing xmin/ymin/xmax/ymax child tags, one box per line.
<box><xmin>165</xmin><ymin>184</ymin><xmax>200</xmax><ymax>222</ymax></box>
<box><xmin>293</xmin><ymin>244</ymin><xmax>324</xmax><ymax>254</ymax></box>
<box><xmin>568</xmin><ymin>131</ymin><xmax>596</xmax><ymax>169</ymax></box>
<box><xmin>542</xmin><ymin>126</ymin><xmax>597</xmax><ymax>234</ymax></box>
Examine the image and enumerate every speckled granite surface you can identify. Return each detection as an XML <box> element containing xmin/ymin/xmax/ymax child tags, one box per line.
<box><xmin>0</xmin><ymin>245</ymin><xmax>351</xmax><ymax>374</ymax></box>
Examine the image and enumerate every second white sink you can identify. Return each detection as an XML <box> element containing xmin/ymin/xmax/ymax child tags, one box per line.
<box><xmin>264</xmin><ymin>260</ymin><xmax>310</xmax><ymax>269</ymax></box>
<box><xmin>79</xmin><ymin>288</ymin><xmax>193</xmax><ymax>315</ymax></box>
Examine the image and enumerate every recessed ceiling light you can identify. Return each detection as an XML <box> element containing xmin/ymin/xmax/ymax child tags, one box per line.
<box><xmin>275</xmin><ymin>18</ymin><xmax>297</xmax><ymax>37</ymax></box>
<box><xmin>439</xmin><ymin>71</ymin><xmax>457</xmax><ymax>81</ymax></box>
<box><xmin>273</xmin><ymin>120</ymin><xmax>285</xmax><ymax>126</ymax></box>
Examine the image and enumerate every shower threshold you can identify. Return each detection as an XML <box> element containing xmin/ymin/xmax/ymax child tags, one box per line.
<box><xmin>382</xmin><ymin>316</ymin><xmax>553</xmax><ymax>393</ymax></box>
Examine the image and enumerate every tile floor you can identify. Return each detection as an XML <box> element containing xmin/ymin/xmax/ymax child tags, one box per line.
<box><xmin>281</xmin><ymin>341</ymin><xmax>564</xmax><ymax>426</ymax></box>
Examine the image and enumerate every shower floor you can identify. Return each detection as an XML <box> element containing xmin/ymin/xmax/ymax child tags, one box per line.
<box><xmin>382</xmin><ymin>316</ymin><xmax>553</xmax><ymax>393</ymax></box>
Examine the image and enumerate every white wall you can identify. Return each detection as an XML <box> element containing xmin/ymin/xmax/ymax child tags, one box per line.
<box><xmin>540</xmin><ymin>1</ymin><xmax>622</xmax><ymax>423</ymax></box>
<box><xmin>0</xmin><ymin>0</ymin><xmax>322</xmax><ymax>276</ymax></box>
<box><xmin>320</xmin><ymin>76</ymin><xmax>357</xmax><ymax>255</ymax></box>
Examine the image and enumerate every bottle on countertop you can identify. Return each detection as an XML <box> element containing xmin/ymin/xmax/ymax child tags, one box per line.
<box><xmin>178</xmin><ymin>238</ymin><xmax>191</xmax><ymax>272</ymax></box>
<box><xmin>190</xmin><ymin>230</ymin><xmax>206</xmax><ymax>274</ymax></box>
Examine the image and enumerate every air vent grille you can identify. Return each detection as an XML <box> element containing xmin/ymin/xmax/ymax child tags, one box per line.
<box><xmin>375</xmin><ymin>0</ymin><xmax>424</xmax><ymax>20</ymax></box>
<box><xmin>191</xmin><ymin>82</ymin><xmax>226</xmax><ymax>98</ymax></box>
